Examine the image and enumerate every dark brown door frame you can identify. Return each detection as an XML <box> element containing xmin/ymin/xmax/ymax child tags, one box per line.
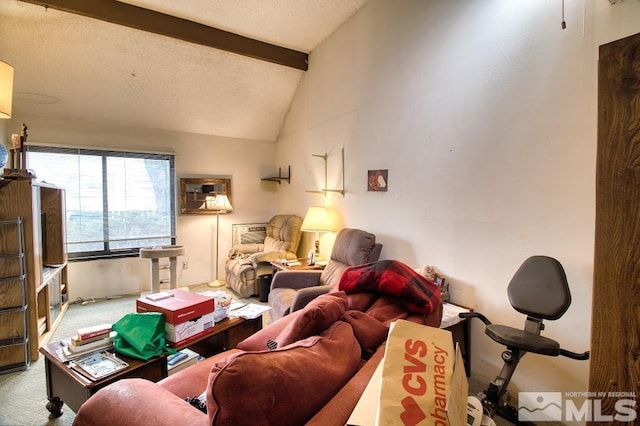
<box><xmin>590</xmin><ymin>31</ymin><xmax>640</xmax><ymax>424</ymax></box>
<box><xmin>18</xmin><ymin>0</ymin><xmax>309</xmax><ymax>71</ymax></box>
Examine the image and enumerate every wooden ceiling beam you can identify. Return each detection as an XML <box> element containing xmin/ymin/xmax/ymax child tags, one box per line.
<box><xmin>19</xmin><ymin>0</ymin><xmax>309</xmax><ymax>71</ymax></box>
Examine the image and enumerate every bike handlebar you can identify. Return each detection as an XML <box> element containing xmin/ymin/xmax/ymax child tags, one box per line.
<box><xmin>560</xmin><ymin>349</ymin><xmax>590</xmax><ymax>360</ymax></box>
<box><xmin>459</xmin><ymin>312</ymin><xmax>492</xmax><ymax>325</ymax></box>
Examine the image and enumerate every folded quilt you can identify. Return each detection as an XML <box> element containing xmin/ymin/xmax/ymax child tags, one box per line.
<box><xmin>249</xmin><ymin>250</ymin><xmax>296</xmax><ymax>266</ymax></box>
<box><xmin>338</xmin><ymin>260</ymin><xmax>442</xmax><ymax>319</ymax></box>
<box><xmin>228</xmin><ymin>249</ymin><xmax>297</xmax><ymax>266</ymax></box>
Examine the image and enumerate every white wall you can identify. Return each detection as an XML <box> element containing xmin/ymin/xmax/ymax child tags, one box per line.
<box><xmin>276</xmin><ymin>0</ymin><xmax>640</xmax><ymax>401</ymax></box>
<box><xmin>6</xmin><ymin>114</ymin><xmax>279</xmax><ymax>300</ymax></box>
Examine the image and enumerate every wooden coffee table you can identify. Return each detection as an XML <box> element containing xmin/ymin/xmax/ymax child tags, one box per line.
<box><xmin>175</xmin><ymin>315</ymin><xmax>263</xmax><ymax>357</ymax></box>
<box><xmin>40</xmin><ymin>315</ymin><xmax>263</xmax><ymax>417</ymax></box>
<box><xmin>40</xmin><ymin>343</ymin><xmax>168</xmax><ymax>418</ymax></box>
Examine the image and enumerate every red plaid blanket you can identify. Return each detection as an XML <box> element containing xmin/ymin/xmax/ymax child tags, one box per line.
<box><xmin>338</xmin><ymin>260</ymin><xmax>442</xmax><ymax>318</ymax></box>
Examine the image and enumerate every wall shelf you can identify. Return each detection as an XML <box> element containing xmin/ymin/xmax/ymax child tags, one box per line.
<box><xmin>261</xmin><ymin>166</ymin><xmax>291</xmax><ymax>184</ymax></box>
<box><xmin>306</xmin><ymin>148</ymin><xmax>345</xmax><ymax>197</ymax></box>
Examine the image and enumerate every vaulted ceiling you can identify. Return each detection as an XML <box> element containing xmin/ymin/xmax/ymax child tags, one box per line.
<box><xmin>0</xmin><ymin>0</ymin><xmax>368</xmax><ymax>141</ymax></box>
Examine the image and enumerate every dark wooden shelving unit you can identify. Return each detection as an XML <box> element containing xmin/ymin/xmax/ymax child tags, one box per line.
<box><xmin>0</xmin><ymin>179</ymin><xmax>69</xmax><ymax>361</ymax></box>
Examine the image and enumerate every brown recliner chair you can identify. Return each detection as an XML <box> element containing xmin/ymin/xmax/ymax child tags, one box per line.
<box><xmin>225</xmin><ymin>215</ymin><xmax>302</xmax><ymax>298</ymax></box>
<box><xmin>268</xmin><ymin>228</ymin><xmax>382</xmax><ymax>320</ymax></box>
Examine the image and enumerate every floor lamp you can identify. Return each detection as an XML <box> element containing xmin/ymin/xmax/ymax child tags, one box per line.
<box><xmin>206</xmin><ymin>194</ymin><xmax>233</xmax><ymax>288</ymax></box>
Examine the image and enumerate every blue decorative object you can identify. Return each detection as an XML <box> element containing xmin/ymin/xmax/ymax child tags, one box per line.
<box><xmin>0</xmin><ymin>143</ymin><xmax>7</xmax><ymax>169</ymax></box>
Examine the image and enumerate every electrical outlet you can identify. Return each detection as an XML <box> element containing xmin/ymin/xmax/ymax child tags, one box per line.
<box><xmin>182</xmin><ymin>260</ymin><xmax>188</xmax><ymax>270</ymax></box>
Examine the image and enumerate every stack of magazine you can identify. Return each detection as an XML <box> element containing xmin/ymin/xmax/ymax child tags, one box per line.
<box><xmin>229</xmin><ymin>303</ymin><xmax>271</xmax><ymax>320</ymax></box>
<box><xmin>69</xmin><ymin>351</ymin><xmax>129</xmax><ymax>381</ymax></box>
<box><xmin>56</xmin><ymin>323</ymin><xmax>116</xmax><ymax>365</ymax></box>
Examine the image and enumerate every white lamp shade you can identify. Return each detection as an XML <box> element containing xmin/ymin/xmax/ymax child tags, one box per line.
<box><xmin>208</xmin><ymin>194</ymin><xmax>233</xmax><ymax>213</ymax></box>
<box><xmin>0</xmin><ymin>60</ymin><xmax>14</xmax><ymax>119</ymax></box>
<box><xmin>301</xmin><ymin>206</ymin><xmax>334</xmax><ymax>232</ymax></box>
<box><xmin>204</xmin><ymin>195</ymin><xmax>216</xmax><ymax>210</ymax></box>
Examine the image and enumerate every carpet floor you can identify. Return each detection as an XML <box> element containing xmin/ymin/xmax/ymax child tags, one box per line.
<box><xmin>0</xmin><ymin>293</ymin><xmax>137</xmax><ymax>426</ymax></box>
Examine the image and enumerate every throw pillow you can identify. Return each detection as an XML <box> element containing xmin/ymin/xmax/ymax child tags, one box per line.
<box><xmin>274</xmin><ymin>291</ymin><xmax>348</xmax><ymax>347</ymax></box>
<box><xmin>206</xmin><ymin>321</ymin><xmax>361</xmax><ymax>426</ymax></box>
<box><xmin>235</xmin><ymin>310</ymin><xmax>299</xmax><ymax>352</ymax></box>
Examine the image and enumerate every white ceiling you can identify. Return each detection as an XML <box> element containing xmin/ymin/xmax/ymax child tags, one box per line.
<box><xmin>0</xmin><ymin>0</ymin><xmax>368</xmax><ymax>141</ymax></box>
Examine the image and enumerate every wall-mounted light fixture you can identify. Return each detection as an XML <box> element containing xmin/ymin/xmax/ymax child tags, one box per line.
<box><xmin>0</xmin><ymin>60</ymin><xmax>14</xmax><ymax>119</ymax></box>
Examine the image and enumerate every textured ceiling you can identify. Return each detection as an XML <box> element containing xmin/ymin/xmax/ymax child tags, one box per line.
<box><xmin>0</xmin><ymin>0</ymin><xmax>368</xmax><ymax>141</ymax></box>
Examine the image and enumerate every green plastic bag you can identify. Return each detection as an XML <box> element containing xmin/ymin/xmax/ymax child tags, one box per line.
<box><xmin>112</xmin><ymin>312</ymin><xmax>174</xmax><ymax>360</ymax></box>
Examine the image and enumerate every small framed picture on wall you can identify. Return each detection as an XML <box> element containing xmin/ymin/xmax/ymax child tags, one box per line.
<box><xmin>368</xmin><ymin>169</ymin><xmax>388</xmax><ymax>192</ymax></box>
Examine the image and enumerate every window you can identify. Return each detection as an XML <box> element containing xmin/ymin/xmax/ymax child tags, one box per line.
<box><xmin>27</xmin><ymin>146</ymin><xmax>176</xmax><ymax>260</ymax></box>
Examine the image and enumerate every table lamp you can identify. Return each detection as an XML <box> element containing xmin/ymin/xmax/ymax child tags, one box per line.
<box><xmin>301</xmin><ymin>206</ymin><xmax>334</xmax><ymax>262</ymax></box>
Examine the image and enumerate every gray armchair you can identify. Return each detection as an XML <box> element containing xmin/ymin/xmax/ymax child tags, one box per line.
<box><xmin>225</xmin><ymin>215</ymin><xmax>302</xmax><ymax>298</ymax></box>
<box><xmin>268</xmin><ymin>228</ymin><xmax>382</xmax><ymax>320</ymax></box>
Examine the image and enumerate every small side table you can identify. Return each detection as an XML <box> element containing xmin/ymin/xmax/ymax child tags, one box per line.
<box><xmin>440</xmin><ymin>302</ymin><xmax>473</xmax><ymax>377</ymax></box>
<box><xmin>270</xmin><ymin>258</ymin><xmax>325</xmax><ymax>273</ymax></box>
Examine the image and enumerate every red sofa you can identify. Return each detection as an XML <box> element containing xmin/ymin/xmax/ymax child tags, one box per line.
<box><xmin>73</xmin><ymin>260</ymin><xmax>442</xmax><ymax>426</ymax></box>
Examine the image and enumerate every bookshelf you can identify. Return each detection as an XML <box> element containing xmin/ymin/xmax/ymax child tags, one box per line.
<box><xmin>0</xmin><ymin>179</ymin><xmax>69</xmax><ymax>361</ymax></box>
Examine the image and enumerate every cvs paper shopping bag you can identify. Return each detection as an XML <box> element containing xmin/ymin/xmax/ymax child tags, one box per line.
<box><xmin>377</xmin><ymin>319</ymin><xmax>466</xmax><ymax>426</ymax></box>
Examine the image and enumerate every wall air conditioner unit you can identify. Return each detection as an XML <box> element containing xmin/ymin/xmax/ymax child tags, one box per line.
<box><xmin>231</xmin><ymin>223</ymin><xmax>267</xmax><ymax>246</ymax></box>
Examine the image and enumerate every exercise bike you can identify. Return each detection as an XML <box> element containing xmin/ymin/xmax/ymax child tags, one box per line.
<box><xmin>460</xmin><ymin>256</ymin><xmax>590</xmax><ymax>424</ymax></box>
